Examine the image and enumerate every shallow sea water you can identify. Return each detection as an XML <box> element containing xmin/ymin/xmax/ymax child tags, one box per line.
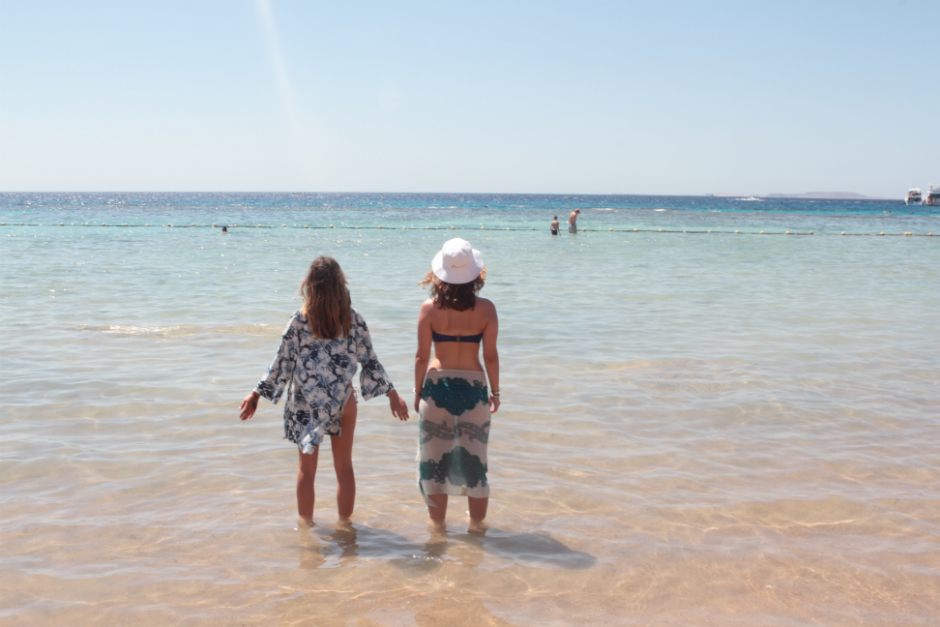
<box><xmin>1</xmin><ymin>194</ymin><xmax>939</xmax><ymax>626</ymax></box>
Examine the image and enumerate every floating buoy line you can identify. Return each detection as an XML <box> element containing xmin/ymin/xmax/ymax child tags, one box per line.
<box><xmin>0</xmin><ymin>223</ymin><xmax>934</xmax><ymax>237</ymax></box>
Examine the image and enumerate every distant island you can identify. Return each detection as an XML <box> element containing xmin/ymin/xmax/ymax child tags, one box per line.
<box><xmin>766</xmin><ymin>192</ymin><xmax>882</xmax><ymax>200</ymax></box>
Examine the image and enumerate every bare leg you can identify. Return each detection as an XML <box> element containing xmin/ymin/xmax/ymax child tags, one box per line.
<box><xmin>297</xmin><ymin>446</ymin><xmax>320</xmax><ymax>525</ymax></box>
<box><xmin>468</xmin><ymin>497</ymin><xmax>488</xmax><ymax>521</ymax></box>
<box><xmin>427</xmin><ymin>493</ymin><xmax>448</xmax><ymax>529</ymax></box>
<box><xmin>329</xmin><ymin>392</ymin><xmax>358</xmax><ymax>521</ymax></box>
<box><xmin>468</xmin><ymin>496</ymin><xmax>488</xmax><ymax>533</ymax></box>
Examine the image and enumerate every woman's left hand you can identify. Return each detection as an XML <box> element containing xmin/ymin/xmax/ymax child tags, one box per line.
<box><xmin>387</xmin><ymin>389</ymin><xmax>409</xmax><ymax>421</ymax></box>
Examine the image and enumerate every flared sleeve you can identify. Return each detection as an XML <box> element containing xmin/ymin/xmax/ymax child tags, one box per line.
<box><xmin>353</xmin><ymin>310</ymin><xmax>394</xmax><ymax>401</ymax></box>
<box><xmin>254</xmin><ymin>313</ymin><xmax>301</xmax><ymax>404</ymax></box>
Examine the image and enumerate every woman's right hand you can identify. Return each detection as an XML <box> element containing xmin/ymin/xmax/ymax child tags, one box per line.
<box><xmin>413</xmin><ymin>391</ymin><xmax>421</xmax><ymax>414</ymax></box>
<box><xmin>239</xmin><ymin>391</ymin><xmax>260</xmax><ymax>421</ymax></box>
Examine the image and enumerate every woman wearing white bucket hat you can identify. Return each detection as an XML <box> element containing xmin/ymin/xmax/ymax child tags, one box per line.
<box><xmin>414</xmin><ymin>238</ymin><xmax>500</xmax><ymax>532</ymax></box>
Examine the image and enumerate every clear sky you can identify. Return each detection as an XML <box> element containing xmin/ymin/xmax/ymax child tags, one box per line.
<box><xmin>1</xmin><ymin>0</ymin><xmax>937</xmax><ymax>196</ymax></box>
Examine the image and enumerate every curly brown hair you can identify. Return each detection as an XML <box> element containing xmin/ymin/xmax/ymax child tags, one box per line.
<box><xmin>300</xmin><ymin>256</ymin><xmax>352</xmax><ymax>339</ymax></box>
<box><xmin>419</xmin><ymin>269</ymin><xmax>486</xmax><ymax>311</ymax></box>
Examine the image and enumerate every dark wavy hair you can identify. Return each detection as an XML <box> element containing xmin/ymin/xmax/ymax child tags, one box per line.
<box><xmin>300</xmin><ymin>256</ymin><xmax>352</xmax><ymax>339</ymax></box>
<box><xmin>419</xmin><ymin>269</ymin><xmax>486</xmax><ymax>311</ymax></box>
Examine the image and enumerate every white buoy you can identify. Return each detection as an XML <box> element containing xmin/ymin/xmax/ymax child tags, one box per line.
<box><xmin>403</xmin><ymin>226</ymin><xmax>407</xmax><ymax>230</ymax></box>
<box><xmin>786</xmin><ymin>231</ymin><xmax>790</xmax><ymax>235</ymax></box>
<box><xmin>304</xmin><ymin>225</ymin><xmax>309</xmax><ymax>228</ymax></box>
<box><xmin>102</xmin><ymin>223</ymin><xmax>106</xmax><ymax>226</ymax></box>
<box><xmin>451</xmin><ymin>226</ymin><xmax>455</xmax><ymax>230</ymax></box>
<box><xmin>609</xmin><ymin>228</ymin><xmax>613</xmax><ymax>231</ymax></box>
<box><xmin>683</xmin><ymin>230</ymin><xmax>687</xmax><ymax>233</ymax></box>
<box><xmin>708</xmin><ymin>229</ymin><xmax>712</xmax><ymax>233</ymax></box>
<box><xmin>330</xmin><ymin>225</ymin><xmax>334</xmax><ymax>228</ymax></box>
<box><xmin>168</xmin><ymin>224</ymin><xmax>172</xmax><ymax>227</ymax></box>
<box><xmin>257</xmin><ymin>224</ymin><xmax>261</xmax><ymax>228</ymax></box>
<box><xmin>735</xmin><ymin>230</ymin><xmax>739</xmax><ymax>233</ymax></box>
<box><xmin>60</xmin><ymin>223</ymin><xmax>64</xmax><ymax>226</ymax></box>
<box><xmin>355</xmin><ymin>226</ymin><xmax>359</xmax><ymax>229</ymax></box>
<box><xmin>880</xmin><ymin>232</ymin><xmax>885</xmax><ymax>236</ymax></box>
<box><xmin>809</xmin><ymin>231</ymin><xmax>814</xmax><ymax>235</ymax></box>
<box><xmin>212</xmin><ymin>223</ymin><xmax>217</xmax><ymax>227</ymax></box>
<box><xmin>841</xmin><ymin>232</ymin><xmax>846</xmax><ymax>235</ymax></box>
<box><xmin>760</xmin><ymin>231</ymin><xmax>764</xmax><ymax>234</ymax></box>
<box><xmin>481</xmin><ymin>226</ymin><xmax>485</xmax><ymax>230</ymax></box>
<box><xmin>282</xmin><ymin>224</ymin><xmax>286</xmax><ymax>228</ymax></box>
<box><xmin>506</xmin><ymin>227</ymin><xmax>510</xmax><ymax>231</ymax></box>
<box><xmin>658</xmin><ymin>228</ymin><xmax>663</xmax><ymax>232</ymax></box>
<box><xmin>379</xmin><ymin>225</ymin><xmax>383</xmax><ymax>229</ymax></box>
<box><xmin>426</xmin><ymin>226</ymin><xmax>430</xmax><ymax>230</ymax></box>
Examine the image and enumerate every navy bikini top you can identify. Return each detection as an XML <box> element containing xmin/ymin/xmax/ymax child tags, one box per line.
<box><xmin>432</xmin><ymin>331</ymin><xmax>483</xmax><ymax>343</ymax></box>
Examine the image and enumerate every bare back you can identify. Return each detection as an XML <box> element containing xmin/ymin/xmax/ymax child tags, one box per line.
<box><xmin>416</xmin><ymin>297</ymin><xmax>498</xmax><ymax>372</ymax></box>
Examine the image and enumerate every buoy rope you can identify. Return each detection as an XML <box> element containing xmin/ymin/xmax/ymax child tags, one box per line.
<box><xmin>0</xmin><ymin>223</ymin><xmax>934</xmax><ymax>237</ymax></box>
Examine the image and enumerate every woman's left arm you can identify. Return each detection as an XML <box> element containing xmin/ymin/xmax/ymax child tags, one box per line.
<box><xmin>414</xmin><ymin>300</ymin><xmax>434</xmax><ymax>413</ymax></box>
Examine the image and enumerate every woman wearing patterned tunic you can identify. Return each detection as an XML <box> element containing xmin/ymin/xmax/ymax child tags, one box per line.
<box><xmin>414</xmin><ymin>238</ymin><xmax>500</xmax><ymax>531</ymax></box>
<box><xmin>240</xmin><ymin>256</ymin><xmax>409</xmax><ymax>527</ymax></box>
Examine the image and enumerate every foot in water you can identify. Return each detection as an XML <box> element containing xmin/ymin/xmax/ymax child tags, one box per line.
<box><xmin>468</xmin><ymin>518</ymin><xmax>488</xmax><ymax>535</ymax></box>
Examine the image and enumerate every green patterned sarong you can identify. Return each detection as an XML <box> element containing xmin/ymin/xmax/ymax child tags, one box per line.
<box><xmin>417</xmin><ymin>370</ymin><xmax>491</xmax><ymax>506</ymax></box>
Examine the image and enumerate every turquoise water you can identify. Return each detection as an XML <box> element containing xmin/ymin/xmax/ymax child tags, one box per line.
<box><xmin>2</xmin><ymin>193</ymin><xmax>939</xmax><ymax>625</ymax></box>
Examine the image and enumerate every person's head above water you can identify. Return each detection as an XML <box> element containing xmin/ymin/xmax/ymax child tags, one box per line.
<box><xmin>420</xmin><ymin>238</ymin><xmax>486</xmax><ymax>311</ymax></box>
<box><xmin>300</xmin><ymin>256</ymin><xmax>351</xmax><ymax>339</ymax></box>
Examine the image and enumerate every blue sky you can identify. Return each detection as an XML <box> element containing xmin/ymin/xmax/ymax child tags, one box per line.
<box><xmin>1</xmin><ymin>0</ymin><xmax>936</xmax><ymax>196</ymax></box>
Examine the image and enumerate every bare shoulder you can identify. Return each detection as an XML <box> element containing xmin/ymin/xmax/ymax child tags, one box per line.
<box><xmin>418</xmin><ymin>299</ymin><xmax>436</xmax><ymax>319</ymax></box>
<box><xmin>475</xmin><ymin>297</ymin><xmax>498</xmax><ymax>317</ymax></box>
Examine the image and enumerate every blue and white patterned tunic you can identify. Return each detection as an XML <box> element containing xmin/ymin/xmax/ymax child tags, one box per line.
<box><xmin>255</xmin><ymin>308</ymin><xmax>395</xmax><ymax>453</ymax></box>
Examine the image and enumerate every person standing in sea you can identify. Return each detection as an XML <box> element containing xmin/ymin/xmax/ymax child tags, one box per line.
<box><xmin>413</xmin><ymin>238</ymin><xmax>500</xmax><ymax>532</ymax></box>
<box><xmin>239</xmin><ymin>256</ymin><xmax>409</xmax><ymax>527</ymax></box>
<box><xmin>550</xmin><ymin>216</ymin><xmax>560</xmax><ymax>235</ymax></box>
<box><xmin>568</xmin><ymin>208</ymin><xmax>580</xmax><ymax>233</ymax></box>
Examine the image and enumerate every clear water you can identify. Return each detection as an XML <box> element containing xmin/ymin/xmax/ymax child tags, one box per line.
<box><xmin>2</xmin><ymin>193</ymin><xmax>939</xmax><ymax>625</ymax></box>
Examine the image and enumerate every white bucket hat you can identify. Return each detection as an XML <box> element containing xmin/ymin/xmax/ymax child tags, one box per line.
<box><xmin>431</xmin><ymin>238</ymin><xmax>484</xmax><ymax>285</ymax></box>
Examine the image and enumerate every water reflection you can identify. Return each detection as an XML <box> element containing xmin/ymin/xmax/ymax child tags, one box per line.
<box><xmin>394</xmin><ymin>527</ymin><xmax>596</xmax><ymax>571</ymax></box>
<box><xmin>453</xmin><ymin>529</ymin><xmax>596</xmax><ymax>570</ymax></box>
<box><xmin>296</xmin><ymin>523</ymin><xmax>595</xmax><ymax>572</ymax></box>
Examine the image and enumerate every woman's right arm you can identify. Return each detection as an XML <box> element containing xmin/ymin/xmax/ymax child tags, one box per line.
<box><xmin>414</xmin><ymin>300</ymin><xmax>434</xmax><ymax>412</ymax></box>
<box><xmin>240</xmin><ymin>315</ymin><xmax>299</xmax><ymax>420</ymax></box>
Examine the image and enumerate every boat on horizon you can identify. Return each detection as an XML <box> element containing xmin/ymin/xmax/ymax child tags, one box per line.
<box><xmin>905</xmin><ymin>188</ymin><xmax>922</xmax><ymax>204</ymax></box>
<box><xmin>924</xmin><ymin>185</ymin><xmax>940</xmax><ymax>206</ymax></box>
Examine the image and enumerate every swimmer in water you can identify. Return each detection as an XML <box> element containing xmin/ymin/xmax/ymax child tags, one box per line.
<box><xmin>550</xmin><ymin>216</ymin><xmax>559</xmax><ymax>235</ymax></box>
<box><xmin>568</xmin><ymin>208</ymin><xmax>580</xmax><ymax>233</ymax></box>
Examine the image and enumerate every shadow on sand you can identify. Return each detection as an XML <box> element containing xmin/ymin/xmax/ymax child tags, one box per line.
<box><xmin>294</xmin><ymin>523</ymin><xmax>595</xmax><ymax>571</ymax></box>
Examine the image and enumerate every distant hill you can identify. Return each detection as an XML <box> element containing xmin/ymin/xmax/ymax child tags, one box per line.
<box><xmin>767</xmin><ymin>192</ymin><xmax>882</xmax><ymax>200</ymax></box>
